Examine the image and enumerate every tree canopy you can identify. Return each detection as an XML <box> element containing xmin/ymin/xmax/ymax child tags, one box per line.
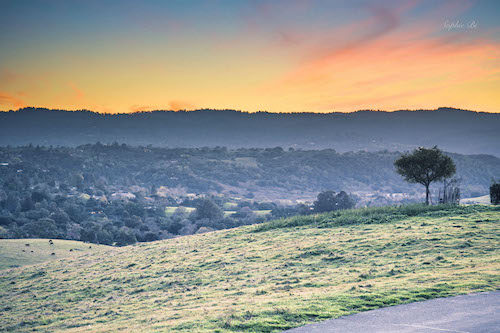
<box><xmin>394</xmin><ymin>146</ymin><xmax>456</xmax><ymax>205</ymax></box>
<box><xmin>313</xmin><ymin>190</ymin><xmax>355</xmax><ymax>212</ymax></box>
<box><xmin>491</xmin><ymin>181</ymin><xmax>500</xmax><ymax>205</ymax></box>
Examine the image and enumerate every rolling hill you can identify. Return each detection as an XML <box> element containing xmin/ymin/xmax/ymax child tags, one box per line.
<box><xmin>1</xmin><ymin>204</ymin><xmax>498</xmax><ymax>332</ymax></box>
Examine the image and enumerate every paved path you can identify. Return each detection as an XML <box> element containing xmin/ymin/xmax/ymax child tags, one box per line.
<box><xmin>285</xmin><ymin>291</ymin><xmax>500</xmax><ymax>333</ymax></box>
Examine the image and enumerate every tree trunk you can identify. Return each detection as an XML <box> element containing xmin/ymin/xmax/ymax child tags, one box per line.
<box><xmin>425</xmin><ymin>184</ymin><xmax>430</xmax><ymax>205</ymax></box>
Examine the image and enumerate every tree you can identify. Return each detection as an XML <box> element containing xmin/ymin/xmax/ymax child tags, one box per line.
<box><xmin>438</xmin><ymin>178</ymin><xmax>460</xmax><ymax>205</ymax></box>
<box><xmin>394</xmin><ymin>147</ymin><xmax>456</xmax><ymax>205</ymax></box>
<box><xmin>115</xmin><ymin>227</ymin><xmax>137</xmax><ymax>246</ymax></box>
<box><xmin>49</xmin><ymin>209</ymin><xmax>70</xmax><ymax>226</ymax></box>
<box><xmin>335</xmin><ymin>191</ymin><xmax>356</xmax><ymax>210</ymax></box>
<box><xmin>195</xmin><ymin>198</ymin><xmax>223</xmax><ymax>221</ymax></box>
<box><xmin>313</xmin><ymin>190</ymin><xmax>337</xmax><ymax>212</ymax></box>
<box><xmin>23</xmin><ymin>218</ymin><xmax>60</xmax><ymax>238</ymax></box>
<box><xmin>491</xmin><ymin>181</ymin><xmax>500</xmax><ymax>205</ymax></box>
<box><xmin>313</xmin><ymin>190</ymin><xmax>355</xmax><ymax>212</ymax></box>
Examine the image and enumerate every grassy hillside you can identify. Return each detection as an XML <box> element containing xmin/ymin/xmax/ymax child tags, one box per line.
<box><xmin>0</xmin><ymin>239</ymin><xmax>110</xmax><ymax>270</ymax></box>
<box><xmin>0</xmin><ymin>205</ymin><xmax>498</xmax><ymax>332</ymax></box>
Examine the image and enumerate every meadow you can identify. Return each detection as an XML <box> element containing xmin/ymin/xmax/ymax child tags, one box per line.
<box><xmin>165</xmin><ymin>206</ymin><xmax>272</xmax><ymax>218</ymax></box>
<box><xmin>0</xmin><ymin>204</ymin><xmax>498</xmax><ymax>332</ymax></box>
<box><xmin>0</xmin><ymin>239</ymin><xmax>109</xmax><ymax>270</ymax></box>
<box><xmin>165</xmin><ymin>206</ymin><xmax>196</xmax><ymax>216</ymax></box>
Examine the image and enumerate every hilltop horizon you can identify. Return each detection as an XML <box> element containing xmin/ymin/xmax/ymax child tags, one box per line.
<box><xmin>0</xmin><ymin>106</ymin><xmax>495</xmax><ymax>115</ymax></box>
<box><xmin>2</xmin><ymin>106</ymin><xmax>499</xmax><ymax>156</ymax></box>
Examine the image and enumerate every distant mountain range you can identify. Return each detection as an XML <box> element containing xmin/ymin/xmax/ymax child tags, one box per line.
<box><xmin>1</xmin><ymin>107</ymin><xmax>499</xmax><ymax>156</ymax></box>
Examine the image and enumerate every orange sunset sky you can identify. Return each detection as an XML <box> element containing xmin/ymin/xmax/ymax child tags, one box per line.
<box><xmin>1</xmin><ymin>0</ymin><xmax>499</xmax><ymax>113</ymax></box>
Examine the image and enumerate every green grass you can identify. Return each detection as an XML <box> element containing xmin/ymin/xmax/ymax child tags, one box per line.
<box><xmin>0</xmin><ymin>205</ymin><xmax>498</xmax><ymax>332</ymax></box>
<box><xmin>254</xmin><ymin>210</ymin><xmax>272</xmax><ymax>216</ymax></box>
<box><xmin>166</xmin><ymin>205</ymin><xmax>271</xmax><ymax>218</ymax></box>
<box><xmin>255</xmin><ymin>204</ymin><xmax>496</xmax><ymax>232</ymax></box>
<box><xmin>165</xmin><ymin>206</ymin><xmax>196</xmax><ymax>216</ymax></box>
<box><xmin>224</xmin><ymin>209</ymin><xmax>271</xmax><ymax>217</ymax></box>
<box><xmin>223</xmin><ymin>203</ymin><xmax>238</xmax><ymax>210</ymax></box>
<box><xmin>0</xmin><ymin>239</ymin><xmax>110</xmax><ymax>270</ymax></box>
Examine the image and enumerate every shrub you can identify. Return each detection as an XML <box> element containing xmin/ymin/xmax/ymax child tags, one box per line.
<box><xmin>115</xmin><ymin>227</ymin><xmax>137</xmax><ymax>246</ymax></box>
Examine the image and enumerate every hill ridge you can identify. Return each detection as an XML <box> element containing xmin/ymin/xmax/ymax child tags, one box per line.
<box><xmin>1</xmin><ymin>107</ymin><xmax>499</xmax><ymax>156</ymax></box>
<box><xmin>0</xmin><ymin>106</ymin><xmax>490</xmax><ymax>115</ymax></box>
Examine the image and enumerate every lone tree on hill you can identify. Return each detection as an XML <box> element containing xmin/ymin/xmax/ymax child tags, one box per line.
<box><xmin>394</xmin><ymin>146</ymin><xmax>456</xmax><ymax>205</ymax></box>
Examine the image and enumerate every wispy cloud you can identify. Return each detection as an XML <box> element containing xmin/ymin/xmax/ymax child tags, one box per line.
<box><xmin>169</xmin><ymin>100</ymin><xmax>195</xmax><ymax>111</ymax></box>
<box><xmin>68</xmin><ymin>82</ymin><xmax>85</xmax><ymax>100</ymax></box>
<box><xmin>0</xmin><ymin>91</ymin><xmax>26</xmax><ymax>109</ymax></box>
<box><xmin>130</xmin><ymin>105</ymin><xmax>153</xmax><ymax>113</ymax></box>
<box><xmin>130</xmin><ymin>100</ymin><xmax>196</xmax><ymax>112</ymax></box>
<box><xmin>259</xmin><ymin>0</ymin><xmax>500</xmax><ymax>111</ymax></box>
<box><xmin>280</xmin><ymin>2</ymin><xmax>416</xmax><ymax>85</ymax></box>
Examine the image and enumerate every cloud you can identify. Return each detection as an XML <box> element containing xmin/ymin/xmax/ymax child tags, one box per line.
<box><xmin>283</xmin><ymin>3</ymin><xmax>411</xmax><ymax>83</ymax></box>
<box><xmin>229</xmin><ymin>0</ymin><xmax>314</xmax><ymax>50</ymax></box>
<box><xmin>338</xmin><ymin>4</ymin><xmax>401</xmax><ymax>50</ymax></box>
<box><xmin>129</xmin><ymin>101</ymin><xmax>196</xmax><ymax>112</ymax></box>
<box><xmin>317</xmin><ymin>86</ymin><xmax>437</xmax><ymax>111</ymax></box>
<box><xmin>129</xmin><ymin>105</ymin><xmax>153</xmax><ymax>113</ymax></box>
<box><xmin>257</xmin><ymin>0</ymin><xmax>500</xmax><ymax>112</ymax></box>
<box><xmin>277</xmin><ymin>30</ymin><xmax>304</xmax><ymax>46</ymax></box>
<box><xmin>169</xmin><ymin>100</ymin><xmax>195</xmax><ymax>111</ymax></box>
<box><xmin>68</xmin><ymin>82</ymin><xmax>85</xmax><ymax>100</ymax></box>
<box><xmin>0</xmin><ymin>91</ymin><xmax>26</xmax><ymax>109</ymax></box>
<box><xmin>290</xmin><ymin>34</ymin><xmax>499</xmax><ymax>110</ymax></box>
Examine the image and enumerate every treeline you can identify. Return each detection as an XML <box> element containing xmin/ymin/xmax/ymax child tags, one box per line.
<box><xmin>0</xmin><ymin>144</ymin><xmax>497</xmax><ymax>200</ymax></box>
<box><xmin>0</xmin><ymin>191</ymin><xmax>275</xmax><ymax>245</ymax></box>
<box><xmin>1</xmin><ymin>107</ymin><xmax>500</xmax><ymax>156</ymax></box>
<box><xmin>0</xmin><ymin>182</ymin><xmax>353</xmax><ymax>246</ymax></box>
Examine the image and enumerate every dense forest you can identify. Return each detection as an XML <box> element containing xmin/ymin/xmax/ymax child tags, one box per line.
<box><xmin>1</xmin><ymin>107</ymin><xmax>499</xmax><ymax>156</ymax></box>
<box><xmin>0</xmin><ymin>144</ymin><xmax>498</xmax><ymax>245</ymax></box>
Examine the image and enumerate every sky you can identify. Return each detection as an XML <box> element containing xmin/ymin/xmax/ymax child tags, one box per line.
<box><xmin>0</xmin><ymin>0</ymin><xmax>499</xmax><ymax>113</ymax></box>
